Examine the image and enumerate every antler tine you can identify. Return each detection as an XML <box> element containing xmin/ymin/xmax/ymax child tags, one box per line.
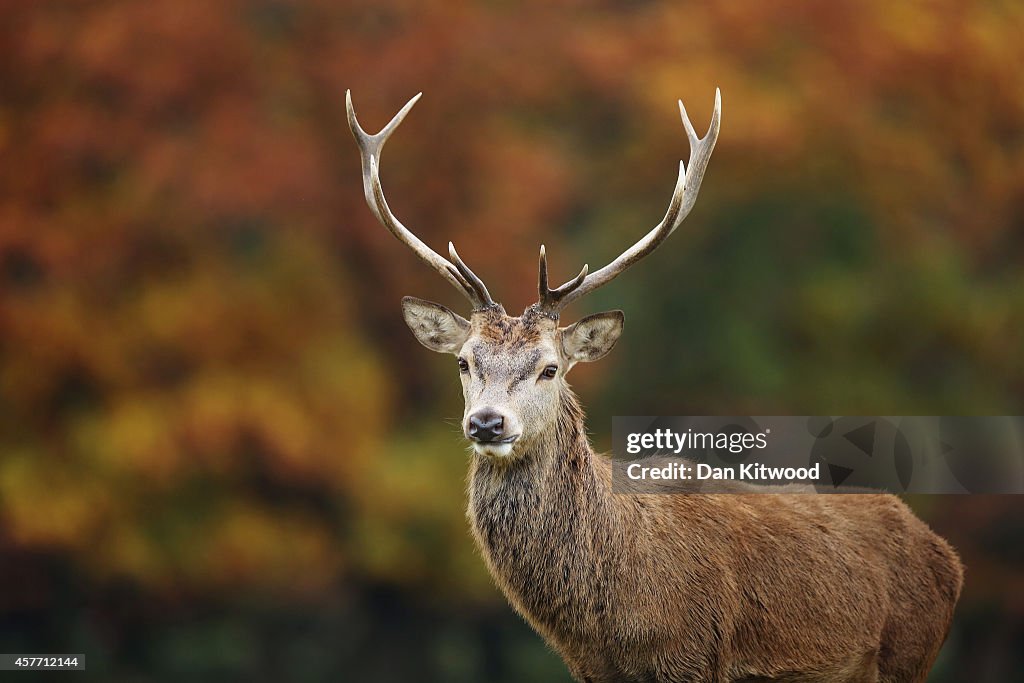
<box><xmin>544</xmin><ymin>88</ymin><xmax>721</xmax><ymax>312</ymax></box>
<box><xmin>449</xmin><ymin>242</ymin><xmax>494</xmax><ymax>305</ymax></box>
<box><xmin>536</xmin><ymin>245</ymin><xmax>588</xmax><ymax>313</ymax></box>
<box><xmin>346</xmin><ymin>90</ymin><xmax>495</xmax><ymax>309</ymax></box>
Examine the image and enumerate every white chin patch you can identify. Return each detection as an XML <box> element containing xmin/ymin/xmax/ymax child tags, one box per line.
<box><xmin>473</xmin><ymin>442</ymin><xmax>515</xmax><ymax>458</ymax></box>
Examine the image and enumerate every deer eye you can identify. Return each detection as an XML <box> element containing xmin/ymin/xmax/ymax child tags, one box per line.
<box><xmin>458</xmin><ymin>357</ymin><xmax>469</xmax><ymax>373</ymax></box>
<box><xmin>540</xmin><ymin>364</ymin><xmax>558</xmax><ymax>379</ymax></box>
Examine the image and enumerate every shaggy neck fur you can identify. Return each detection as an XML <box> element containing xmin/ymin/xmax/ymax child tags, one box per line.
<box><xmin>467</xmin><ymin>389</ymin><xmax>627</xmax><ymax>653</ymax></box>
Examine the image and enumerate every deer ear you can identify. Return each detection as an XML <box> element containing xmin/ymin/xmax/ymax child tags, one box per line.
<box><xmin>561</xmin><ymin>310</ymin><xmax>624</xmax><ymax>365</ymax></box>
<box><xmin>401</xmin><ymin>297</ymin><xmax>471</xmax><ymax>354</ymax></box>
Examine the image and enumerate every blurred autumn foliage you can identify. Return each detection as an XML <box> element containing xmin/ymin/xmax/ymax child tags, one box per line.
<box><xmin>0</xmin><ymin>0</ymin><xmax>1022</xmax><ymax>680</ymax></box>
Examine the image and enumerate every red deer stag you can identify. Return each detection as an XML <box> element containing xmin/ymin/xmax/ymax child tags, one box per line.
<box><xmin>346</xmin><ymin>89</ymin><xmax>962</xmax><ymax>683</ymax></box>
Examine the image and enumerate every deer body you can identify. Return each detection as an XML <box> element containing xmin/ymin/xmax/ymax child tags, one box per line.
<box><xmin>346</xmin><ymin>90</ymin><xmax>963</xmax><ymax>682</ymax></box>
<box><xmin>462</xmin><ymin>312</ymin><xmax>960</xmax><ymax>683</ymax></box>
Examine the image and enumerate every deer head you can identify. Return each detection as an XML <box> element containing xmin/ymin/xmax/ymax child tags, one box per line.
<box><xmin>347</xmin><ymin>89</ymin><xmax>720</xmax><ymax>459</ymax></box>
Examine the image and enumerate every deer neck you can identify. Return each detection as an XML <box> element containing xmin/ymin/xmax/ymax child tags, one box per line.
<box><xmin>467</xmin><ymin>390</ymin><xmax>615</xmax><ymax>640</ymax></box>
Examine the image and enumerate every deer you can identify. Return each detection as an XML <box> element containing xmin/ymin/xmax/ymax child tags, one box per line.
<box><xmin>345</xmin><ymin>89</ymin><xmax>963</xmax><ymax>683</ymax></box>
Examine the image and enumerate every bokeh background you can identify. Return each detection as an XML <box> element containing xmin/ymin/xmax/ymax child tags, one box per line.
<box><xmin>1</xmin><ymin>0</ymin><xmax>1023</xmax><ymax>680</ymax></box>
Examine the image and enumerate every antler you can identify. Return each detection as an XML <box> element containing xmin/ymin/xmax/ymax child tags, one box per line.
<box><xmin>537</xmin><ymin>89</ymin><xmax>722</xmax><ymax>315</ymax></box>
<box><xmin>346</xmin><ymin>90</ymin><xmax>495</xmax><ymax>309</ymax></box>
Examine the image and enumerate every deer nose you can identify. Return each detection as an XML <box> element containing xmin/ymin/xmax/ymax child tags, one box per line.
<box><xmin>468</xmin><ymin>410</ymin><xmax>505</xmax><ymax>443</ymax></box>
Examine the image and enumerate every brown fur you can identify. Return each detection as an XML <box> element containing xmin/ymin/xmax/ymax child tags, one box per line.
<box><xmin>406</xmin><ymin>305</ymin><xmax>963</xmax><ymax>683</ymax></box>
